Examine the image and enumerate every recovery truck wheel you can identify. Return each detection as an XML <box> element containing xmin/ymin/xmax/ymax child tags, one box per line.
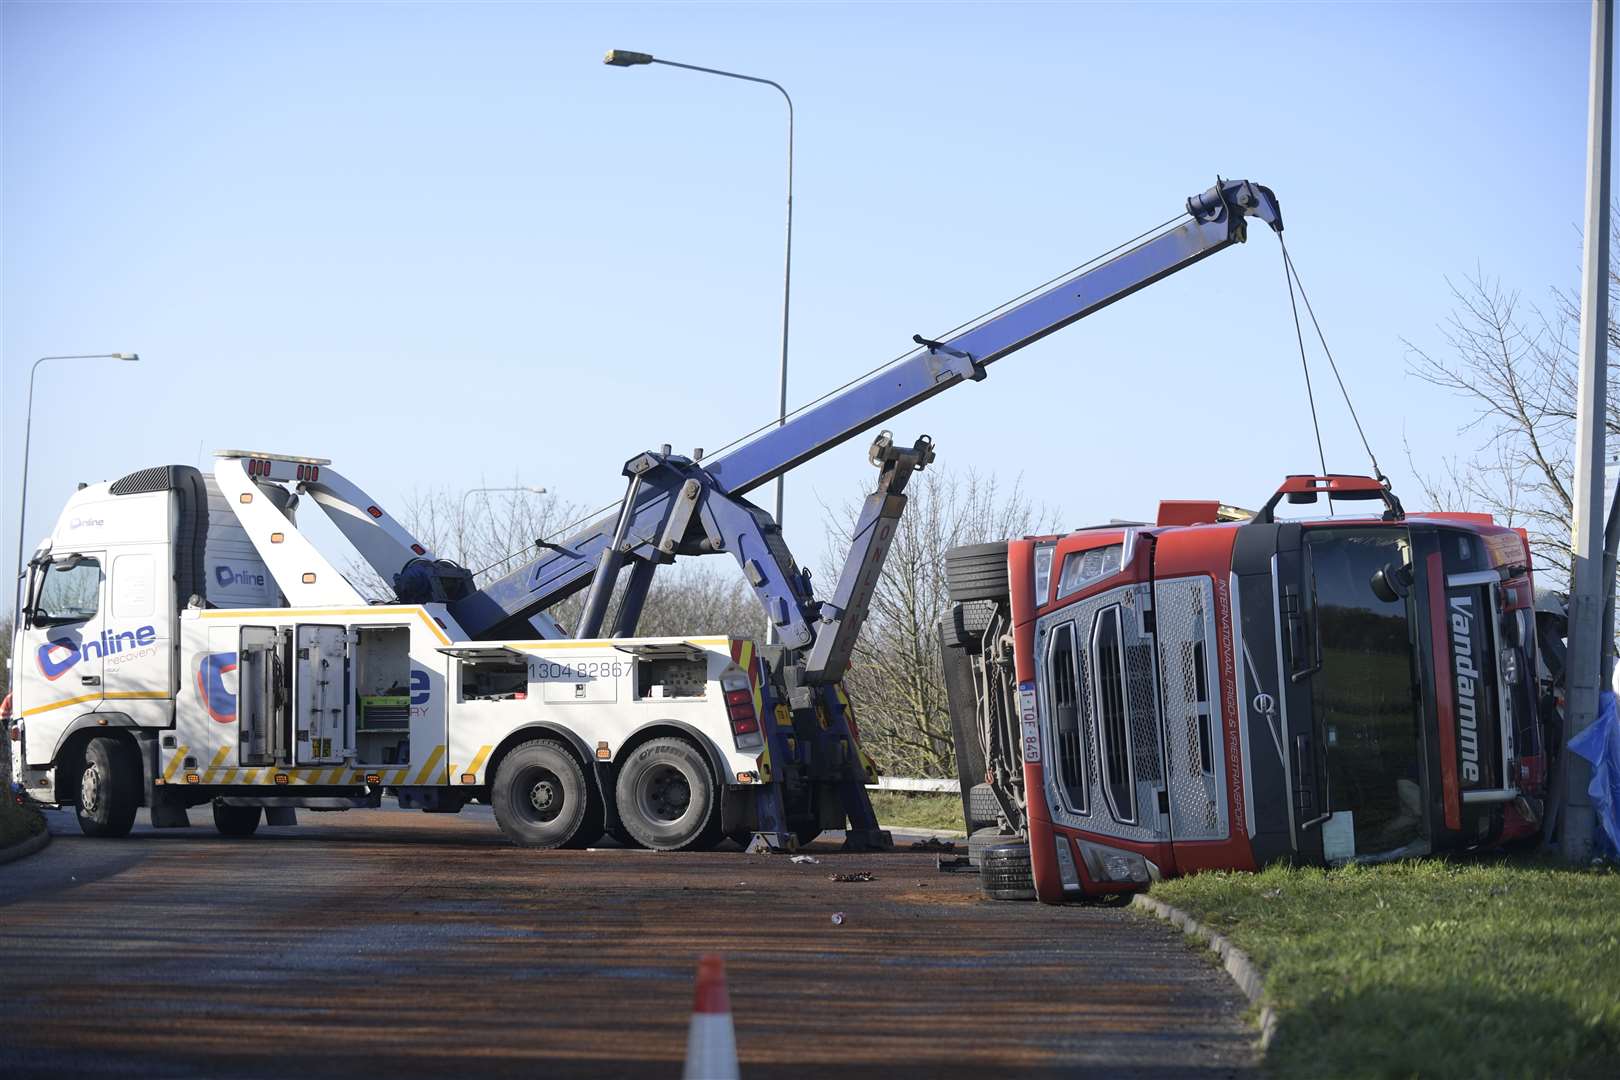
<box><xmin>491</xmin><ymin>739</ymin><xmax>592</xmax><ymax>848</ymax></box>
<box><xmin>980</xmin><ymin>841</ymin><xmax>1037</xmax><ymax>901</ymax></box>
<box><xmin>75</xmin><ymin>735</ymin><xmax>140</xmax><ymax>838</ymax></box>
<box><xmin>613</xmin><ymin>737</ymin><xmax>720</xmax><ymax>851</ymax></box>
<box><xmin>212</xmin><ymin>802</ymin><xmax>262</xmax><ymax>837</ymax></box>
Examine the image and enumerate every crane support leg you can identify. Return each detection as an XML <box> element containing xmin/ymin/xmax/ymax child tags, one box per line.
<box><xmin>804</xmin><ymin>431</ymin><xmax>935</xmax><ymax>684</ymax></box>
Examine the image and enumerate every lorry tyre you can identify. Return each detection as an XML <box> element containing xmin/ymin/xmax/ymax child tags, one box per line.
<box><xmin>969</xmin><ymin>783</ymin><xmax>1002</xmax><ymax>830</ymax></box>
<box><xmin>613</xmin><ymin>737</ymin><xmax>719</xmax><ymax>851</ymax></box>
<box><xmin>75</xmin><ymin>736</ymin><xmax>140</xmax><ymax>838</ymax></box>
<box><xmin>213</xmin><ymin>802</ymin><xmax>262</xmax><ymax>837</ymax></box>
<box><xmin>945</xmin><ymin>542</ymin><xmax>1011</xmax><ymax>603</ymax></box>
<box><xmin>980</xmin><ymin>841</ymin><xmax>1037</xmax><ymax>901</ymax></box>
<box><xmin>945</xmin><ymin>600</ymin><xmax>998</xmax><ymax>650</ymax></box>
<box><xmin>491</xmin><ymin>739</ymin><xmax>591</xmax><ymax>848</ymax></box>
<box><xmin>968</xmin><ymin>825</ymin><xmax>1016</xmax><ymax>866</ymax></box>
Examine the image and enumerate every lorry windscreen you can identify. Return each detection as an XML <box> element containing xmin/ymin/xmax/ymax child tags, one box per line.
<box><xmin>1301</xmin><ymin>527</ymin><xmax>1427</xmax><ymax>858</ymax></box>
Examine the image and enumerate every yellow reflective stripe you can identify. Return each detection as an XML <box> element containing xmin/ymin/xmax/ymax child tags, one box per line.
<box><xmin>200</xmin><ymin>746</ymin><xmax>230</xmax><ymax>783</ymax></box>
<box><xmin>389</xmin><ymin>767</ymin><xmax>410</xmax><ymax>785</ymax></box>
<box><xmin>221</xmin><ymin>769</ymin><xmax>238</xmax><ymax>784</ymax></box>
<box><xmin>162</xmin><ymin>746</ymin><xmax>190</xmax><ymax>783</ymax></box>
<box><xmin>413</xmin><ymin>745</ymin><xmax>445</xmax><ymax>785</ymax></box>
<box><xmin>19</xmin><ymin>689</ymin><xmax>171</xmax><ymax>718</ymax></box>
<box><xmin>463</xmin><ymin>744</ymin><xmax>493</xmax><ymax>782</ymax></box>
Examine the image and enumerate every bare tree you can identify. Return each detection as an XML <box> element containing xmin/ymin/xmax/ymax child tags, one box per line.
<box><xmin>356</xmin><ymin>487</ymin><xmax>759</xmax><ymax>638</ymax></box>
<box><xmin>822</xmin><ymin>469</ymin><xmax>1054</xmax><ymax>778</ymax></box>
<box><xmin>1405</xmin><ymin>210</ymin><xmax>1620</xmax><ymax>583</ymax></box>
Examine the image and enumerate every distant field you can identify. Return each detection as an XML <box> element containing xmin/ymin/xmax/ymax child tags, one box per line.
<box><xmin>867</xmin><ymin>790</ymin><xmax>965</xmax><ymax>833</ymax></box>
<box><xmin>1148</xmin><ymin>859</ymin><xmax>1620</xmax><ymax>1079</ymax></box>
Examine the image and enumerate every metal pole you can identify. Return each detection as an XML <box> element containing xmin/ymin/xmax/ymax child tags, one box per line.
<box><xmin>11</xmin><ymin>353</ymin><xmax>138</xmax><ymax>630</ymax></box>
<box><xmin>605</xmin><ymin>53</ymin><xmax>794</xmax><ymax>646</ymax></box>
<box><xmin>1563</xmin><ymin>0</ymin><xmax>1613</xmax><ymax>863</ymax></box>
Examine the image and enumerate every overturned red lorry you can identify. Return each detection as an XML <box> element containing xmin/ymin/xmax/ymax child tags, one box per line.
<box><xmin>941</xmin><ymin>474</ymin><xmax>1561</xmax><ymax>903</ymax></box>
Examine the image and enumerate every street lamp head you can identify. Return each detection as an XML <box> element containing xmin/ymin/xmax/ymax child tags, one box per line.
<box><xmin>604</xmin><ymin>49</ymin><xmax>654</xmax><ymax>67</ymax></box>
<box><xmin>114</xmin><ymin>353</ymin><xmax>139</xmax><ymax>361</ymax></box>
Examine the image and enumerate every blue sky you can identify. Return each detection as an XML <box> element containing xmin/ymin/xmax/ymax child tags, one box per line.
<box><xmin>1</xmin><ymin>1</ymin><xmax>1602</xmax><ymax>591</ymax></box>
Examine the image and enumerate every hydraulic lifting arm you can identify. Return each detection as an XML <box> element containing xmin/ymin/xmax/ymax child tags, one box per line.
<box><xmin>449</xmin><ymin>178</ymin><xmax>1282</xmax><ymax>678</ymax></box>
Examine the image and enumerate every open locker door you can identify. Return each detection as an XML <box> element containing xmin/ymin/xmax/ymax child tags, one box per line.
<box><xmin>293</xmin><ymin>624</ymin><xmax>350</xmax><ymax>766</ymax></box>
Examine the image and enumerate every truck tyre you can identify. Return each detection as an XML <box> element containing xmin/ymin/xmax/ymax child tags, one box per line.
<box><xmin>613</xmin><ymin>737</ymin><xmax>719</xmax><ymax>852</ymax></box>
<box><xmin>213</xmin><ymin>802</ymin><xmax>262</xmax><ymax>837</ymax></box>
<box><xmin>944</xmin><ymin>600</ymin><xmax>998</xmax><ymax>650</ymax></box>
<box><xmin>980</xmin><ymin>841</ymin><xmax>1037</xmax><ymax>901</ymax></box>
<box><xmin>491</xmin><ymin>739</ymin><xmax>591</xmax><ymax>848</ymax></box>
<box><xmin>969</xmin><ymin>783</ymin><xmax>1002</xmax><ymax>830</ymax></box>
<box><xmin>75</xmin><ymin>736</ymin><xmax>140</xmax><ymax>838</ymax></box>
<box><xmin>945</xmin><ymin>542</ymin><xmax>1011</xmax><ymax>603</ymax></box>
<box><xmin>968</xmin><ymin>825</ymin><xmax>1017</xmax><ymax>867</ymax></box>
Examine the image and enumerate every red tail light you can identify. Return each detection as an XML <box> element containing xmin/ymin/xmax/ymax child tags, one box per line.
<box><xmin>724</xmin><ymin>685</ymin><xmax>759</xmax><ymax>740</ymax></box>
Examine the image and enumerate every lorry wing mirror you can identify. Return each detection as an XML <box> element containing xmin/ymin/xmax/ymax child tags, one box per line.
<box><xmin>53</xmin><ymin>553</ymin><xmax>87</xmax><ymax>571</ymax></box>
<box><xmin>1370</xmin><ymin>561</ymin><xmax>1413</xmax><ymax>603</ymax></box>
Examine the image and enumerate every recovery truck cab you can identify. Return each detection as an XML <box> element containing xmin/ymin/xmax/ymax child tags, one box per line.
<box><xmin>943</xmin><ymin>474</ymin><xmax>1555</xmax><ymax>902</ymax></box>
<box><xmin>9</xmin><ymin>452</ymin><xmax>863</xmax><ymax>849</ymax></box>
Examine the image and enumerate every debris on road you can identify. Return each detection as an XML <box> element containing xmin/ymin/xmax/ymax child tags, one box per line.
<box><xmin>829</xmin><ymin>871</ymin><xmax>874</xmax><ymax>883</ymax></box>
<box><xmin>830</xmin><ymin>912</ymin><xmax>846</xmax><ymax>925</ymax></box>
<box><xmin>790</xmin><ymin>854</ymin><xmax>821</xmax><ymax>865</ymax></box>
<box><xmin>909</xmin><ymin>837</ymin><xmax>956</xmax><ymax>851</ymax></box>
<box><xmin>936</xmin><ymin>855</ymin><xmax>974</xmax><ymax>873</ymax></box>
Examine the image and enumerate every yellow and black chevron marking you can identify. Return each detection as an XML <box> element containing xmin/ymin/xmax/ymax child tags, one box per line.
<box><xmin>159</xmin><ymin>744</ymin><xmax>455</xmax><ymax>787</ymax></box>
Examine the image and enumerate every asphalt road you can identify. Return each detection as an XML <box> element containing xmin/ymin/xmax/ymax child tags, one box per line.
<box><xmin>1</xmin><ymin>806</ymin><xmax>1255</xmax><ymax>1079</ymax></box>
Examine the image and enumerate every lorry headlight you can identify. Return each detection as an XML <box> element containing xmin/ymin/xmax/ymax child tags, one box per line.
<box><xmin>1075</xmin><ymin>837</ymin><xmax>1157</xmax><ymax>884</ymax></box>
<box><xmin>1500</xmin><ymin>647</ymin><xmax>1520</xmax><ymax>685</ymax></box>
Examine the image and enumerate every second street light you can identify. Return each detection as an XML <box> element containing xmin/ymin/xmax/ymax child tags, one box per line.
<box><xmin>605</xmin><ymin>48</ymin><xmax>794</xmax><ymax>643</ymax></box>
<box><xmin>12</xmin><ymin>352</ymin><xmax>140</xmax><ymax>626</ymax></box>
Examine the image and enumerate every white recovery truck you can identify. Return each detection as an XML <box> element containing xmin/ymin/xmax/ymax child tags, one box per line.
<box><xmin>9</xmin><ymin>451</ymin><xmax>801</xmax><ymax>848</ymax></box>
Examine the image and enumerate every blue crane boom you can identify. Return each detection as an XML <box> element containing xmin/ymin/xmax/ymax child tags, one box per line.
<box><xmin>447</xmin><ymin>178</ymin><xmax>1282</xmax><ymax>668</ymax></box>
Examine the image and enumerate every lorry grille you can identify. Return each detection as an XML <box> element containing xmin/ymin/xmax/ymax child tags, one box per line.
<box><xmin>1093</xmin><ymin>607</ymin><xmax>1136</xmax><ymax>824</ymax></box>
<box><xmin>1034</xmin><ymin>583</ymin><xmax>1167</xmax><ymax>844</ymax></box>
<box><xmin>1048</xmin><ymin>623</ymin><xmax>1088</xmax><ymax>813</ymax></box>
<box><xmin>1153</xmin><ymin>576</ymin><xmax>1229</xmax><ymax>842</ymax></box>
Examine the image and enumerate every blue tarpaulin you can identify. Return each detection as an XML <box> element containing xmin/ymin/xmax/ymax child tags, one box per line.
<box><xmin>1568</xmin><ymin>690</ymin><xmax>1620</xmax><ymax>858</ymax></box>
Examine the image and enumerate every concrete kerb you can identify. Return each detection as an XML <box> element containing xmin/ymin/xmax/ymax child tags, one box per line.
<box><xmin>1131</xmin><ymin>893</ymin><xmax>1279</xmax><ymax>1050</ymax></box>
<box><xmin>0</xmin><ymin>825</ymin><xmax>51</xmax><ymax>866</ymax></box>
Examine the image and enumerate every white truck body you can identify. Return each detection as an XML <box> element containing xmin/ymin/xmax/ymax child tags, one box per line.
<box><xmin>9</xmin><ymin>452</ymin><xmax>801</xmax><ymax>849</ymax></box>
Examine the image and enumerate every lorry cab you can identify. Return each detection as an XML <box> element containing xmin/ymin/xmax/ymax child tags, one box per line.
<box><xmin>943</xmin><ymin>474</ymin><xmax>1553</xmax><ymax>902</ymax></box>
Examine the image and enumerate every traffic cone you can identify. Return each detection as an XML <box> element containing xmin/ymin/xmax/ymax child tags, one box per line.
<box><xmin>682</xmin><ymin>954</ymin><xmax>739</xmax><ymax>1080</ymax></box>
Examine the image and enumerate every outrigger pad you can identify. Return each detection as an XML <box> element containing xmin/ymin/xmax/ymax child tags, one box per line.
<box><xmin>841</xmin><ymin>828</ymin><xmax>894</xmax><ymax>853</ymax></box>
<box><xmin>149</xmin><ymin>800</ymin><xmax>191</xmax><ymax>829</ymax></box>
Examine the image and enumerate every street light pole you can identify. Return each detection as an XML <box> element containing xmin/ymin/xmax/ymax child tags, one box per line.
<box><xmin>11</xmin><ymin>353</ymin><xmax>140</xmax><ymax>629</ymax></box>
<box><xmin>1562</xmin><ymin>0</ymin><xmax>1613</xmax><ymax>862</ymax></box>
<box><xmin>604</xmin><ymin>49</ymin><xmax>794</xmax><ymax>644</ymax></box>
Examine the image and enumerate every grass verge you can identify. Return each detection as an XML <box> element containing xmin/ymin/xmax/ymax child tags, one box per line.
<box><xmin>867</xmin><ymin>790</ymin><xmax>965</xmax><ymax>833</ymax></box>
<box><xmin>0</xmin><ymin>795</ymin><xmax>46</xmax><ymax>849</ymax></box>
<box><xmin>1148</xmin><ymin>859</ymin><xmax>1620</xmax><ymax>1078</ymax></box>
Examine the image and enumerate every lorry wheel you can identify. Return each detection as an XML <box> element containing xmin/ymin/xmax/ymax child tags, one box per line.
<box><xmin>213</xmin><ymin>802</ymin><xmax>262</xmax><ymax>837</ymax></box>
<box><xmin>613</xmin><ymin>737</ymin><xmax>719</xmax><ymax>851</ymax></box>
<box><xmin>945</xmin><ymin>542</ymin><xmax>1010</xmax><ymax>603</ymax></box>
<box><xmin>75</xmin><ymin>736</ymin><xmax>140</xmax><ymax>838</ymax></box>
<box><xmin>980</xmin><ymin>841</ymin><xmax>1037</xmax><ymax>901</ymax></box>
<box><xmin>491</xmin><ymin>739</ymin><xmax>591</xmax><ymax>848</ymax></box>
